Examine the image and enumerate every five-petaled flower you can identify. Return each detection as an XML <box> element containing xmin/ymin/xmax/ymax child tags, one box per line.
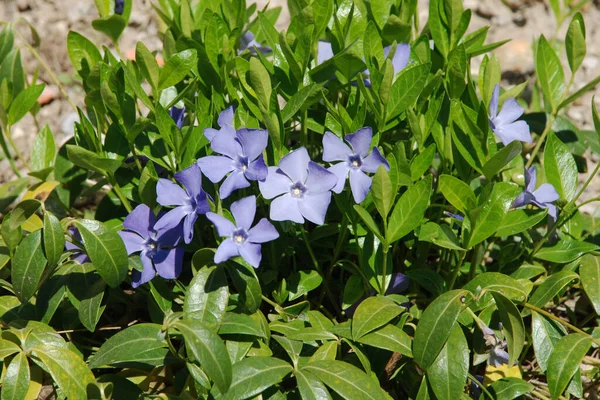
<box><xmin>323</xmin><ymin>127</ymin><xmax>390</xmax><ymax>203</ymax></box>
<box><xmin>169</xmin><ymin>105</ymin><xmax>185</xmax><ymax>129</ymax></box>
<box><xmin>259</xmin><ymin>147</ymin><xmax>337</xmax><ymax>225</ymax></box>
<box><xmin>489</xmin><ymin>84</ymin><xmax>532</xmax><ymax>145</ymax></box>
<box><xmin>119</xmin><ymin>204</ymin><xmax>184</xmax><ymax>288</ymax></box>
<box><xmin>512</xmin><ymin>166</ymin><xmax>559</xmax><ymax>222</ymax></box>
<box><xmin>154</xmin><ymin>163</ymin><xmax>210</xmax><ymax>244</ymax></box>
<box><xmin>197</xmin><ymin>125</ymin><xmax>268</xmax><ymax>199</ymax></box>
<box><xmin>204</xmin><ymin>106</ymin><xmax>235</xmax><ymax>142</ymax></box>
<box><xmin>206</xmin><ymin>196</ymin><xmax>279</xmax><ymax>268</ymax></box>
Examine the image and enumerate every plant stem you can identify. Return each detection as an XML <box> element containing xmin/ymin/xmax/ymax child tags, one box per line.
<box><xmin>525</xmin><ymin>114</ymin><xmax>556</xmax><ymax>169</ymax></box>
<box><xmin>448</xmin><ymin>250</ymin><xmax>467</xmax><ymax>290</ymax></box>
<box><xmin>300</xmin><ymin>226</ymin><xmax>321</xmax><ymax>274</ymax></box>
<box><xmin>381</xmin><ymin>245</ymin><xmax>389</xmax><ymax>295</ymax></box>
<box><xmin>467</xmin><ymin>373</ymin><xmax>493</xmax><ymax>399</ymax></box>
<box><xmin>0</xmin><ymin>125</ymin><xmax>22</xmax><ymax>177</ymax></box>
<box><xmin>469</xmin><ymin>243</ymin><xmax>485</xmax><ymax>281</ymax></box>
<box><xmin>301</xmin><ymin>109</ymin><xmax>308</xmax><ymax>147</ymax></box>
<box><xmin>108</xmin><ymin>175</ymin><xmax>133</xmax><ymax>213</ymax></box>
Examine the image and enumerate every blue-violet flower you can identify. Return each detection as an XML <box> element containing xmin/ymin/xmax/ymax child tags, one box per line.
<box><xmin>489</xmin><ymin>84</ymin><xmax>532</xmax><ymax>145</ymax></box>
<box><xmin>204</xmin><ymin>106</ymin><xmax>235</xmax><ymax>142</ymax></box>
<box><xmin>169</xmin><ymin>106</ymin><xmax>185</xmax><ymax>129</ymax></box>
<box><xmin>65</xmin><ymin>227</ymin><xmax>90</xmax><ymax>264</ymax></box>
<box><xmin>206</xmin><ymin>196</ymin><xmax>279</xmax><ymax>268</ymax></box>
<box><xmin>239</xmin><ymin>31</ymin><xmax>272</xmax><ymax>55</ymax></box>
<box><xmin>512</xmin><ymin>166</ymin><xmax>559</xmax><ymax>221</ymax></box>
<box><xmin>363</xmin><ymin>44</ymin><xmax>410</xmax><ymax>87</ymax></box>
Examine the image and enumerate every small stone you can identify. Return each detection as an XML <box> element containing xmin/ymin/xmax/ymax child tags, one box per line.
<box><xmin>17</xmin><ymin>0</ymin><xmax>31</xmax><ymax>12</ymax></box>
<box><xmin>37</xmin><ymin>85</ymin><xmax>59</xmax><ymax>106</ymax></box>
<box><xmin>493</xmin><ymin>39</ymin><xmax>534</xmax><ymax>76</ymax></box>
<box><xmin>61</xmin><ymin>112</ymin><xmax>79</xmax><ymax>137</ymax></box>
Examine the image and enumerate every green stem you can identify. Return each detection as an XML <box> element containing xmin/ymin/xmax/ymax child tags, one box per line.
<box><xmin>5</xmin><ymin>125</ymin><xmax>31</xmax><ymax>170</ymax></box>
<box><xmin>301</xmin><ymin>109</ymin><xmax>308</xmax><ymax>147</ymax></box>
<box><xmin>300</xmin><ymin>226</ymin><xmax>321</xmax><ymax>273</ymax></box>
<box><xmin>467</xmin><ymin>373</ymin><xmax>493</xmax><ymax>399</ymax></box>
<box><xmin>0</xmin><ymin>125</ymin><xmax>22</xmax><ymax>177</ymax></box>
<box><xmin>108</xmin><ymin>175</ymin><xmax>133</xmax><ymax>213</ymax></box>
<box><xmin>380</xmin><ymin>245</ymin><xmax>389</xmax><ymax>295</ymax></box>
<box><xmin>469</xmin><ymin>243</ymin><xmax>485</xmax><ymax>281</ymax></box>
<box><xmin>525</xmin><ymin>114</ymin><xmax>556</xmax><ymax>169</ymax></box>
<box><xmin>448</xmin><ymin>250</ymin><xmax>467</xmax><ymax>290</ymax></box>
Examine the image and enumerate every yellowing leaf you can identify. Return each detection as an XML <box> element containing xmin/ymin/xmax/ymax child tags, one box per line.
<box><xmin>484</xmin><ymin>363</ymin><xmax>522</xmax><ymax>385</ymax></box>
<box><xmin>22</xmin><ymin>181</ymin><xmax>60</xmax><ymax>202</ymax></box>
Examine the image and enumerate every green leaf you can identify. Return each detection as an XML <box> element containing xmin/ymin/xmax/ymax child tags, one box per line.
<box><xmin>135</xmin><ymin>42</ymin><xmax>159</xmax><ymax>90</ymax></box>
<box><xmin>371</xmin><ymin>165</ymin><xmax>393</xmax><ymax>219</ymax></box>
<box><xmin>566</xmin><ymin>13</ymin><xmax>586</xmax><ymax>74</ymax></box>
<box><xmin>357</xmin><ymin>324</ymin><xmax>412</xmax><ymax>357</ymax></box>
<box><xmin>463</xmin><ymin>272</ymin><xmax>527</xmax><ymax>310</ymax></box>
<box><xmin>558</xmin><ymin>74</ymin><xmax>600</xmax><ymax>111</ymax></box>
<box><xmin>446</xmin><ymin>44</ymin><xmax>466</xmax><ymax>99</ymax></box>
<box><xmin>496</xmin><ymin>209</ymin><xmax>548</xmax><ymax>237</ymax></box>
<box><xmin>483</xmin><ymin>141</ymin><xmax>522</xmax><ymax>180</ymax></box>
<box><xmin>66</xmin><ymin>31</ymin><xmax>101</xmax><ymax>73</ymax></box>
<box><xmin>410</xmin><ymin>144</ymin><xmax>436</xmax><ymax>181</ymax></box>
<box><xmin>9</xmin><ymin>199</ymin><xmax>41</xmax><ymax>231</ymax></box>
<box><xmin>79</xmin><ymin>277</ymin><xmax>106</xmax><ymax>332</ymax></box>
<box><xmin>43</xmin><ymin>212</ymin><xmax>64</xmax><ymax>267</ymax></box>
<box><xmin>288</xmin><ymin>270</ymin><xmax>323</xmax><ymax>301</ymax></box>
<box><xmin>467</xmin><ymin>182</ymin><xmax>520</xmax><ymax>248</ymax></box>
<box><xmin>544</xmin><ymin>132</ymin><xmax>577</xmax><ymax>201</ymax></box>
<box><xmin>66</xmin><ymin>145</ymin><xmax>122</xmax><ymax>175</ymax></box>
<box><xmin>302</xmin><ymin>360</ymin><xmax>387</xmax><ymax>400</ymax></box>
<box><xmin>532</xmin><ymin>311</ymin><xmax>566</xmax><ymax>372</ymax></box>
<box><xmin>272</xmin><ymin>335</ymin><xmax>302</xmax><ymax>366</ymax></box>
<box><xmin>438</xmin><ymin>174</ymin><xmax>476</xmax><ymax>214</ymax></box>
<box><xmin>535</xmin><ymin>239</ymin><xmax>598</xmax><ymax>263</ymax></box>
<box><xmin>223</xmin><ymin>357</ymin><xmax>292</xmax><ymax>400</ymax></box>
<box><xmin>352</xmin><ymin>296</ymin><xmax>403</xmax><ymax>340</ymax></box>
<box><xmin>489</xmin><ymin>378</ymin><xmax>534</xmax><ymax>400</ymax></box>
<box><xmin>353</xmin><ymin>205</ymin><xmax>384</xmax><ymax>241</ymax></box>
<box><xmin>580</xmin><ymin>254</ymin><xmax>600</xmax><ymax>314</ymax></box>
<box><xmin>30</xmin><ymin>125</ymin><xmax>56</xmax><ymax>172</ymax></box>
<box><xmin>427</xmin><ymin>324</ymin><xmax>468</xmax><ymax>400</ymax></box>
<box><xmin>248</xmin><ymin>57</ymin><xmax>272</xmax><ymax>109</ymax></box>
<box><xmin>387</xmin><ymin>63</ymin><xmax>430</xmax><ymax>121</ymax></box>
<box><xmin>419</xmin><ymin>222</ymin><xmax>463</xmax><ymax>250</ymax></box>
<box><xmin>413</xmin><ymin>290</ymin><xmax>470</xmax><ymax>369</ymax></box>
<box><xmin>406</xmin><ymin>269</ymin><xmax>447</xmax><ymax>296</ymax></box>
<box><xmin>91</xmin><ymin>15</ymin><xmax>127</xmax><ymax>43</ymax></box>
<box><xmin>528</xmin><ymin>271</ymin><xmax>579</xmax><ymax>309</ymax></box>
<box><xmin>13</xmin><ymin>230</ymin><xmax>46</xmax><ymax>303</ymax></box>
<box><xmin>2</xmin><ymin>351</ymin><xmax>30</xmax><ymax>400</ymax></box>
<box><xmin>281</xmin><ymin>83</ymin><xmax>323</xmax><ymax>123</ymax></box>
<box><xmin>491</xmin><ymin>292</ymin><xmax>525</xmax><ymax>367</ymax></box>
<box><xmin>295</xmin><ymin>369</ymin><xmax>332</xmax><ymax>400</ymax></box>
<box><xmin>88</xmin><ymin>324</ymin><xmax>169</xmax><ymax>368</ymax></box>
<box><xmin>386</xmin><ymin>175</ymin><xmax>432</xmax><ymax>244</ymax></box>
<box><xmin>219</xmin><ymin>312</ymin><xmax>266</xmax><ymax>338</ymax></box>
<box><xmin>226</xmin><ymin>261</ymin><xmax>262</xmax><ymax>313</ymax></box>
<box><xmin>32</xmin><ymin>345</ymin><xmax>95</xmax><ymax>400</ymax></box>
<box><xmin>7</xmin><ymin>84</ymin><xmax>45</xmax><ymax>126</ymax></box>
<box><xmin>184</xmin><ymin>265</ymin><xmax>228</xmax><ymax>331</ymax></box>
<box><xmin>536</xmin><ymin>35</ymin><xmax>565</xmax><ymax>111</ymax></box>
<box><xmin>428</xmin><ymin>0</ymin><xmax>449</xmax><ymax>57</ymax></box>
<box><xmin>74</xmin><ymin>219</ymin><xmax>128</xmax><ymax>288</ymax></box>
<box><xmin>547</xmin><ymin>334</ymin><xmax>591</xmax><ymax>400</ymax></box>
<box><xmin>174</xmin><ymin>320</ymin><xmax>232</xmax><ymax>393</ymax></box>
<box><xmin>158</xmin><ymin>49</ymin><xmax>197</xmax><ymax>90</ymax></box>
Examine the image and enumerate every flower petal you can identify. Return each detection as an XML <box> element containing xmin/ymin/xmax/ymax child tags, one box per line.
<box><xmin>231</xmin><ymin>195</ymin><xmax>256</xmax><ymax>230</ymax></box>
<box><xmin>123</xmin><ymin>204</ymin><xmax>155</xmax><ymax>238</ymax></box>
<box><xmin>279</xmin><ymin>147</ymin><xmax>310</xmax><ymax>183</ymax></box>
<box><xmin>328</xmin><ymin>162</ymin><xmax>349</xmax><ymax>194</ymax></box>
<box><xmin>389</xmin><ymin>43</ymin><xmax>410</xmax><ymax>73</ymax></box>
<box><xmin>525</xmin><ymin>166</ymin><xmax>537</xmax><ymax>193</ymax></box>
<box><xmin>361</xmin><ymin>146</ymin><xmax>389</xmax><ymax>173</ymax></box>
<box><xmin>259</xmin><ymin>167</ymin><xmax>291</xmax><ymax>199</ymax></box>
<box><xmin>119</xmin><ymin>231</ymin><xmax>146</xmax><ymax>255</ymax></box>
<box><xmin>386</xmin><ymin>272</ymin><xmax>410</xmax><ymax>295</ymax></box>
<box><xmin>546</xmin><ymin>203</ymin><xmax>558</xmax><ymax>222</ymax></box>
<box><xmin>156</xmin><ymin>179</ymin><xmax>188</xmax><ymax>207</ymax></box>
<box><xmin>154</xmin><ymin>206</ymin><xmax>188</xmax><ymax>233</ymax></box>
<box><xmin>305</xmin><ymin>161</ymin><xmax>337</xmax><ymax>193</ymax></box>
<box><xmin>298</xmin><ymin>192</ymin><xmax>332</xmax><ymax>225</ymax></box>
<box><xmin>204</xmin><ymin>127</ymin><xmax>219</xmax><ymax>142</ymax></box>
<box><xmin>533</xmin><ymin>183</ymin><xmax>559</xmax><ymax>204</ymax></box>
<box><xmin>175</xmin><ymin>163</ymin><xmax>204</xmax><ymax>199</ymax></box>
<box><xmin>349</xmin><ymin>169</ymin><xmax>372</xmax><ymax>203</ymax></box>
<box><xmin>245</xmin><ymin>154</ymin><xmax>268</xmax><ymax>181</ymax></box>
<box><xmin>512</xmin><ymin>191</ymin><xmax>535</xmax><ymax>208</ymax></box>
<box><xmin>211</xmin><ymin>125</ymin><xmax>243</xmax><ymax>159</ymax></box>
<box><xmin>183</xmin><ymin>213</ymin><xmax>198</xmax><ymax>244</ymax></box>
<box><xmin>248</xmin><ymin>218</ymin><xmax>279</xmax><ymax>243</ymax></box>
<box><xmin>317</xmin><ymin>41</ymin><xmax>334</xmax><ymax>65</ymax></box>
<box><xmin>322</xmin><ymin>131</ymin><xmax>352</xmax><ymax>162</ymax></box>
<box><xmin>489</xmin><ymin>348</ymin><xmax>509</xmax><ymax>367</ymax></box>
<box><xmin>494</xmin><ymin>121</ymin><xmax>532</xmax><ymax>145</ymax></box>
<box><xmin>239</xmin><ymin>242</ymin><xmax>262</xmax><ymax>268</ymax></box>
<box><xmin>206</xmin><ymin>212</ymin><xmax>236</xmax><ymax>238</ymax></box>
<box><xmin>237</xmin><ymin>128</ymin><xmax>268</xmax><ymax>161</ymax></box>
<box><xmin>214</xmin><ymin>238</ymin><xmax>240</xmax><ymax>264</ymax></box>
<box><xmin>345</xmin><ymin>127</ymin><xmax>373</xmax><ymax>158</ymax></box>
<box><xmin>218</xmin><ymin>106</ymin><xmax>235</xmax><ymax>128</ymax></box>
<box><xmin>154</xmin><ymin>247</ymin><xmax>184</xmax><ymax>279</ymax></box>
<box><xmin>270</xmin><ymin>193</ymin><xmax>304</xmax><ymax>223</ymax></box>
<box><xmin>169</xmin><ymin>106</ymin><xmax>185</xmax><ymax>129</ymax></box>
<box><xmin>131</xmin><ymin>251</ymin><xmax>156</xmax><ymax>288</ymax></box>
<box><xmin>489</xmin><ymin>84</ymin><xmax>500</xmax><ymax>119</ymax></box>
<box><xmin>197</xmin><ymin>156</ymin><xmax>234</xmax><ymax>183</ymax></box>
<box><xmin>219</xmin><ymin>170</ymin><xmax>250</xmax><ymax>199</ymax></box>
<box><xmin>156</xmin><ymin>223</ymin><xmax>183</xmax><ymax>247</ymax></box>
<box><xmin>496</xmin><ymin>98</ymin><xmax>524</xmax><ymax>125</ymax></box>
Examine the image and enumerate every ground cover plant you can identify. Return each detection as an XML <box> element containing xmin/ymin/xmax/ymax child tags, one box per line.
<box><xmin>1</xmin><ymin>0</ymin><xmax>600</xmax><ymax>398</ymax></box>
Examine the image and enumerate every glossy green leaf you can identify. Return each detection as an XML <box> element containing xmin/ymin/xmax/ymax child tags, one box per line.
<box><xmin>219</xmin><ymin>312</ymin><xmax>266</xmax><ymax>338</ymax></box>
<box><xmin>544</xmin><ymin>133</ymin><xmax>577</xmax><ymax>201</ymax></box>
<box><xmin>281</xmin><ymin>83</ymin><xmax>323</xmax><ymax>123</ymax></box>
<box><xmin>226</xmin><ymin>261</ymin><xmax>262</xmax><ymax>313</ymax></box>
<box><xmin>547</xmin><ymin>334</ymin><xmax>591</xmax><ymax>400</ymax></box>
<box><xmin>406</xmin><ymin>269</ymin><xmax>447</xmax><ymax>296</ymax></box>
<box><xmin>295</xmin><ymin>369</ymin><xmax>332</xmax><ymax>400</ymax></box>
<box><xmin>496</xmin><ymin>209</ymin><xmax>548</xmax><ymax>237</ymax></box>
<box><xmin>92</xmin><ymin>15</ymin><xmax>127</xmax><ymax>43</ymax></box>
<box><xmin>158</xmin><ymin>49</ymin><xmax>197</xmax><ymax>90</ymax></box>
<box><xmin>30</xmin><ymin>125</ymin><xmax>56</xmax><ymax>172</ymax></box>
<box><xmin>353</xmin><ymin>205</ymin><xmax>383</xmax><ymax>241</ymax></box>
<box><xmin>43</xmin><ymin>212</ymin><xmax>64</xmax><ymax>267</ymax></box>
<box><xmin>66</xmin><ymin>31</ymin><xmax>101</xmax><ymax>73</ymax></box>
<box><xmin>536</xmin><ymin>35</ymin><xmax>565</xmax><ymax>111</ymax></box>
<box><xmin>358</xmin><ymin>324</ymin><xmax>412</xmax><ymax>357</ymax></box>
<box><xmin>483</xmin><ymin>141</ymin><xmax>522</xmax><ymax>180</ymax></box>
<box><xmin>88</xmin><ymin>324</ymin><xmax>169</xmax><ymax>368</ymax></box>
<box><xmin>428</xmin><ymin>0</ymin><xmax>449</xmax><ymax>57</ymax></box>
<box><xmin>419</xmin><ymin>222</ymin><xmax>463</xmax><ymax>250</ymax></box>
<box><xmin>175</xmin><ymin>320</ymin><xmax>232</xmax><ymax>393</ymax></box>
<box><xmin>371</xmin><ymin>165</ymin><xmax>393</xmax><ymax>219</ymax></box>
<box><xmin>531</xmin><ymin>311</ymin><xmax>566</xmax><ymax>372</ymax></box>
<box><xmin>534</xmin><ymin>239</ymin><xmax>598</xmax><ymax>263</ymax></box>
<box><xmin>248</xmin><ymin>57</ymin><xmax>272</xmax><ymax>109</ymax></box>
<box><xmin>410</xmin><ymin>144</ymin><xmax>436</xmax><ymax>181</ymax></box>
<box><xmin>66</xmin><ymin>145</ymin><xmax>122</xmax><ymax>175</ymax></box>
<box><xmin>427</xmin><ymin>324</ymin><xmax>468</xmax><ymax>400</ymax></box>
<box><xmin>387</xmin><ymin>175</ymin><xmax>432</xmax><ymax>244</ymax></box>
<box><xmin>272</xmin><ymin>335</ymin><xmax>302</xmax><ymax>366</ymax></box>
<box><xmin>9</xmin><ymin>199</ymin><xmax>41</xmax><ymax>231</ymax></box>
<box><xmin>74</xmin><ymin>219</ymin><xmax>128</xmax><ymax>288</ymax></box>
<box><xmin>566</xmin><ymin>13</ymin><xmax>586</xmax><ymax>74</ymax></box>
<box><xmin>491</xmin><ymin>292</ymin><xmax>525</xmax><ymax>367</ymax></box>
<box><xmin>352</xmin><ymin>296</ymin><xmax>403</xmax><ymax>340</ymax></box>
<box><xmin>489</xmin><ymin>378</ymin><xmax>534</xmax><ymax>400</ymax></box>
<box><xmin>446</xmin><ymin>44</ymin><xmax>466</xmax><ymax>99</ymax></box>
<box><xmin>302</xmin><ymin>360</ymin><xmax>387</xmax><ymax>400</ymax></box>
<box><xmin>580</xmin><ymin>254</ymin><xmax>600</xmax><ymax>315</ymax></box>
<box><xmin>387</xmin><ymin>62</ymin><xmax>431</xmax><ymax>120</ymax></box>
<box><xmin>136</xmin><ymin>42</ymin><xmax>159</xmax><ymax>90</ymax></box>
<box><xmin>463</xmin><ymin>272</ymin><xmax>527</xmax><ymax>311</ymax></box>
<box><xmin>438</xmin><ymin>174</ymin><xmax>476</xmax><ymax>214</ymax></box>
<box><xmin>223</xmin><ymin>357</ymin><xmax>292</xmax><ymax>400</ymax></box>
<box><xmin>413</xmin><ymin>290</ymin><xmax>470</xmax><ymax>369</ymax></box>
<box><xmin>184</xmin><ymin>265</ymin><xmax>228</xmax><ymax>331</ymax></box>
<box><xmin>288</xmin><ymin>270</ymin><xmax>323</xmax><ymax>301</ymax></box>
<box><xmin>79</xmin><ymin>277</ymin><xmax>106</xmax><ymax>332</ymax></box>
<box><xmin>528</xmin><ymin>271</ymin><xmax>579</xmax><ymax>309</ymax></box>
<box><xmin>309</xmin><ymin>341</ymin><xmax>338</xmax><ymax>362</ymax></box>
<box><xmin>12</xmin><ymin>230</ymin><xmax>46</xmax><ymax>303</ymax></box>
<box><xmin>7</xmin><ymin>84</ymin><xmax>45</xmax><ymax>126</ymax></box>
<box><xmin>2</xmin><ymin>351</ymin><xmax>30</xmax><ymax>400</ymax></box>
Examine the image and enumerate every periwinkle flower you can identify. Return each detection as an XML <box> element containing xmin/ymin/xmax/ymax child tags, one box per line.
<box><xmin>259</xmin><ymin>147</ymin><xmax>337</xmax><ymax>225</ymax></box>
<box><xmin>204</xmin><ymin>106</ymin><xmax>235</xmax><ymax>142</ymax></box>
<box><xmin>206</xmin><ymin>196</ymin><xmax>279</xmax><ymax>268</ymax></box>
<box><xmin>481</xmin><ymin>325</ymin><xmax>509</xmax><ymax>367</ymax></box>
<box><xmin>169</xmin><ymin>106</ymin><xmax>185</xmax><ymax>129</ymax></box>
<box><xmin>197</xmin><ymin>125</ymin><xmax>268</xmax><ymax>199</ymax></box>
<box><xmin>114</xmin><ymin>0</ymin><xmax>124</xmax><ymax>15</ymax></box>
<box><xmin>363</xmin><ymin>44</ymin><xmax>410</xmax><ymax>87</ymax></box>
<box><xmin>489</xmin><ymin>84</ymin><xmax>532</xmax><ymax>145</ymax></box>
<box><xmin>119</xmin><ymin>205</ymin><xmax>184</xmax><ymax>288</ymax></box>
<box><xmin>239</xmin><ymin>31</ymin><xmax>272</xmax><ymax>55</ymax></box>
<box><xmin>154</xmin><ymin>163</ymin><xmax>210</xmax><ymax>244</ymax></box>
<box><xmin>65</xmin><ymin>227</ymin><xmax>90</xmax><ymax>264</ymax></box>
<box><xmin>323</xmin><ymin>127</ymin><xmax>389</xmax><ymax>203</ymax></box>
<box><xmin>512</xmin><ymin>166</ymin><xmax>559</xmax><ymax>221</ymax></box>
